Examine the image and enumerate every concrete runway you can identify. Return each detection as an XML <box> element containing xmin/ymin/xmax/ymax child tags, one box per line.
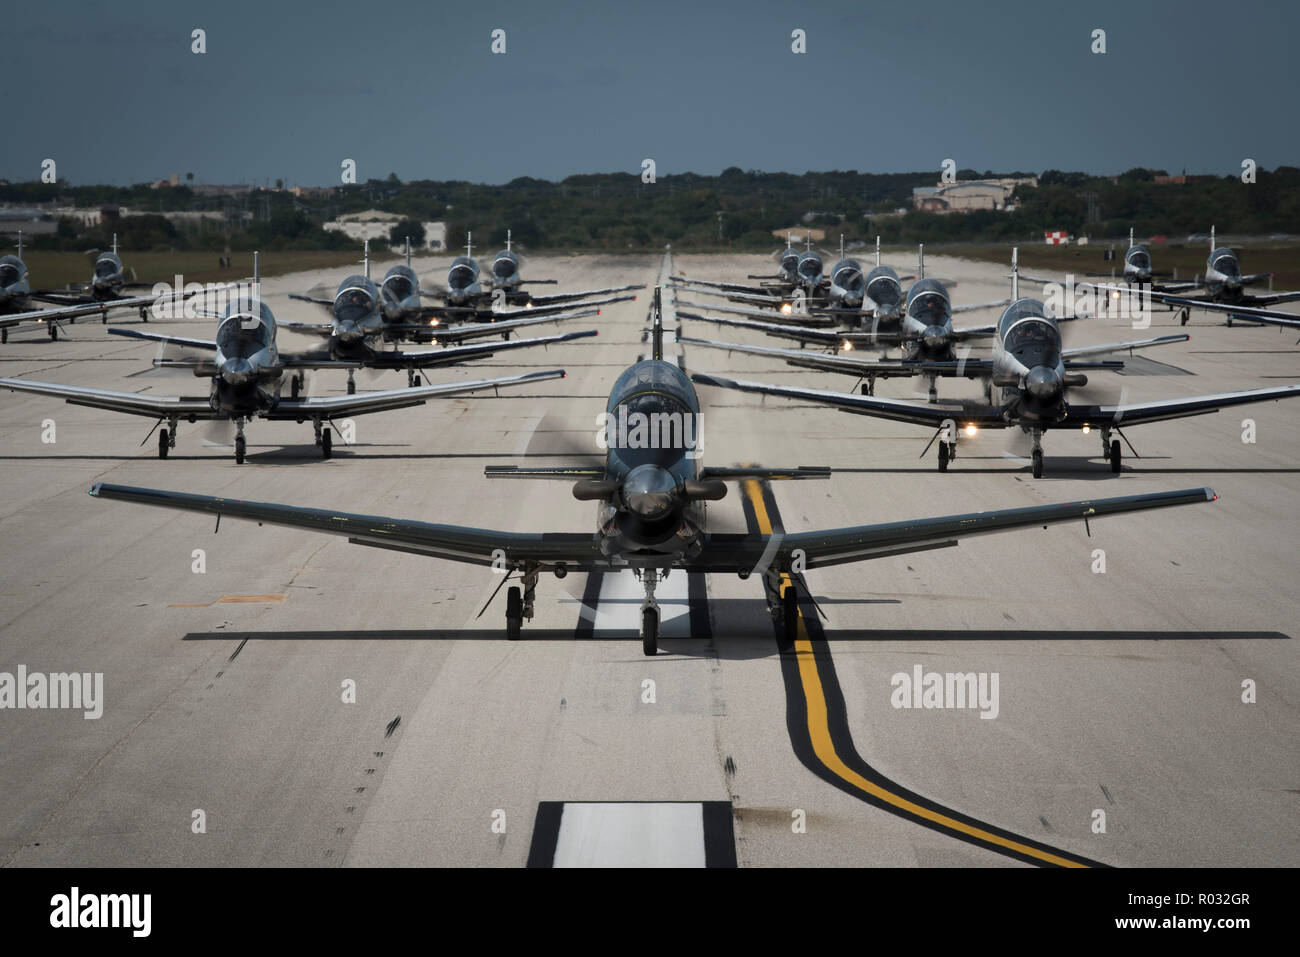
<box><xmin>1</xmin><ymin>249</ymin><xmax>1296</xmax><ymax>867</ymax></box>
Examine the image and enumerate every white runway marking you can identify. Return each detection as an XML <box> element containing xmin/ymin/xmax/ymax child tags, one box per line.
<box><xmin>553</xmin><ymin>802</ymin><xmax>707</xmax><ymax>867</ymax></box>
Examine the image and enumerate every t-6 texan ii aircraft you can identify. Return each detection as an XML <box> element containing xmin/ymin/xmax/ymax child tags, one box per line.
<box><xmin>680</xmin><ymin>248</ymin><xmax>1169</xmax><ymax>402</ymax></box>
<box><xmin>0</xmin><ymin>233</ymin><xmax>192</xmax><ymax>342</ymax></box>
<box><xmin>692</xmin><ymin>281</ymin><xmax>1300</xmax><ymax>478</ymax></box>
<box><xmin>0</xmin><ymin>254</ymin><xmax>567</xmax><ymax>463</ymax></box>
<box><xmin>1018</xmin><ymin>226</ymin><xmax>1300</xmax><ymax>330</ymax></box>
<box><xmin>89</xmin><ymin>288</ymin><xmax>1216</xmax><ymax>656</ymax></box>
<box><xmin>287</xmin><ymin>239</ymin><xmax>612</xmax><ymax>347</ymax></box>
<box><xmin>672</xmin><ymin>234</ymin><xmax>832</xmax><ymax>313</ymax></box>
<box><xmin>417</xmin><ymin>231</ymin><xmax>645</xmax><ymax>317</ymax></box>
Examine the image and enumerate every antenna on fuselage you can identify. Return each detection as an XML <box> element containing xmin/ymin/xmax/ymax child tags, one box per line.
<box><xmin>1011</xmin><ymin>247</ymin><xmax>1019</xmax><ymax>300</ymax></box>
<box><xmin>506</xmin><ymin>229</ymin><xmax>512</xmax><ymax>252</ymax></box>
<box><xmin>1129</xmin><ymin>226</ymin><xmax>1134</xmax><ymax>250</ymax></box>
<box><xmin>362</xmin><ymin>239</ymin><xmax>371</xmax><ymax>280</ymax></box>
<box><xmin>465</xmin><ymin>231</ymin><xmax>473</xmax><ymax>259</ymax></box>
<box><xmin>839</xmin><ymin>234</ymin><xmax>844</xmax><ymax>260</ymax></box>
<box><xmin>1210</xmin><ymin>224</ymin><xmax>1215</xmax><ymax>253</ymax></box>
<box><xmin>651</xmin><ymin>286</ymin><xmax>664</xmax><ymax>361</ymax></box>
<box><xmin>875</xmin><ymin>235</ymin><xmax>881</xmax><ymax>267</ymax></box>
<box><xmin>405</xmin><ymin>236</ymin><xmax>411</xmax><ymax>268</ymax></box>
<box><xmin>15</xmin><ymin>231</ymin><xmax>23</xmax><ymax>259</ymax></box>
<box><xmin>918</xmin><ymin>244</ymin><xmax>925</xmax><ymax>280</ymax></box>
<box><xmin>112</xmin><ymin>233</ymin><xmax>118</xmax><ymax>256</ymax></box>
<box><xmin>805</xmin><ymin>233</ymin><xmax>812</xmax><ymax>251</ymax></box>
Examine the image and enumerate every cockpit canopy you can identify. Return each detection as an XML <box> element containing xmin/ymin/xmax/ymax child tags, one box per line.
<box><xmin>1209</xmin><ymin>248</ymin><xmax>1240</xmax><ymax>278</ymax></box>
<box><xmin>1126</xmin><ymin>248</ymin><xmax>1150</xmax><ymax>271</ymax></box>
<box><xmin>606</xmin><ymin>360</ymin><xmax>699</xmax><ymax>472</ymax></box>
<box><xmin>906</xmin><ymin>278</ymin><xmax>951</xmax><ymax>319</ymax></box>
<box><xmin>864</xmin><ymin>265</ymin><xmax>902</xmax><ymax>305</ymax></box>
<box><xmin>334</xmin><ymin>276</ymin><xmax>379</xmax><ymax>322</ymax></box>
<box><xmin>998</xmin><ymin>299</ymin><xmax>1061</xmax><ymax>361</ymax></box>
<box><xmin>492</xmin><ymin>251</ymin><xmax>519</xmax><ymax>280</ymax></box>
<box><xmin>831</xmin><ymin>259</ymin><xmax>864</xmax><ymax>294</ymax></box>
<box><xmin>797</xmin><ymin>253</ymin><xmax>822</xmax><ymax>283</ymax></box>
<box><xmin>780</xmin><ymin>250</ymin><xmax>799</xmax><ymax>274</ymax></box>
<box><xmin>94</xmin><ymin>255</ymin><xmax>121</xmax><ymax>279</ymax></box>
<box><xmin>0</xmin><ymin>256</ymin><xmax>22</xmax><ymax>287</ymax></box>
<box><xmin>382</xmin><ymin>265</ymin><xmax>417</xmax><ymax>300</ymax></box>
<box><xmin>448</xmin><ymin>256</ymin><xmax>479</xmax><ymax>290</ymax></box>
<box><xmin>217</xmin><ymin>299</ymin><xmax>275</xmax><ymax>359</ymax></box>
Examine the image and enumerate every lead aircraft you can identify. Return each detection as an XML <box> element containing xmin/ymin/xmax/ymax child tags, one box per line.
<box><xmin>89</xmin><ymin>287</ymin><xmax>1217</xmax><ymax>655</ymax></box>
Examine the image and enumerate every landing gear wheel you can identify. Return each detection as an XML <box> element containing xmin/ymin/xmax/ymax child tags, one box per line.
<box><xmin>505</xmin><ymin>586</ymin><xmax>523</xmax><ymax>640</ymax></box>
<box><xmin>1110</xmin><ymin>439</ymin><xmax>1122</xmax><ymax>474</ymax></box>
<box><xmin>2</xmin><ymin>329</ymin><xmax>7</xmax><ymax>343</ymax></box>
<box><xmin>158</xmin><ymin>428</ymin><xmax>169</xmax><ymax>459</ymax></box>
<box><xmin>641</xmin><ymin>607</ymin><xmax>659</xmax><ymax>656</ymax></box>
<box><xmin>234</xmin><ymin>435</ymin><xmax>246</xmax><ymax>464</ymax></box>
<box><xmin>938</xmin><ymin>442</ymin><xmax>950</xmax><ymax>471</ymax></box>
<box><xmin>782</xmin><ymin>584</ymin><xmax>799</xmax><ymax>643</ymax></box>
<box><xmin>49</xmin><ymin>325</ymin><xmax>58</xmax><ymax>341</ymax></box>
<box><xmin>1031</xmin><ymin>449</ymin><xmax>1044</xmax><ymax>479</ymax></box>
<box><xmin>347</xmin><ymin>379</ymin><xmax>356</xmax><ymax>395</ymax></box>
<box><xmin>291</xmin><ymin>376</ymin><xmax>301</xmax><ymax>399</ymax></box>
<box><xmin>321</xmin><ymin>428</ymin><xmax>333</xmax><ymax>459</ymax></box>
<box><xmin>411</xmin><ymin>374</ymin><xmax>421</xmax><ymax>387</ymax></box>
<box><xmin>102</xmin><ymin>315</ymin><xmax>107</xmax><ymax>324</ymax></box>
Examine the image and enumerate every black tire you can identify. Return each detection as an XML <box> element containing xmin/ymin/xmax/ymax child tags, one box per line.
<box><xmin>321</xmin><ymin>428</ymin><xmax>332</xmax><ymax>459</ymax></box>
<box><xmin>235</xmin><ymin>435</ymin><xmax>246</xmax><ymax>465</ymax></box>
<box><xmin>347</xmin><ymin>379</ymin><xmax>356</xmax><ymax>395</ymax></box>
<box><xmin>1031</xmin><ymin>449</ymin><xmax>1044</xmax><ymax>479</ymax></box>
<box><xmin>1110</xmin><ymin>440</ymin><xmax>1122</xmax><ymax>474</ymax></box>
<box><xmin>505</xmin><ymin>586</ymin><xmax>522</xmax><ymax>640</ymax></box>
<box><xmin>102</xmin><ymin>315</ymin><xmax>107</xmax><ymax>324</ymax></box>
<box><xmin>49</xmin><ymin>325</ymin><xmax>58</xmax><ymax>341</ymax></box>
<box><xmin>158</xmin><ymin>428</ymin><xmax>169</xmax><ymax>459</ymax></box>
<box><xmin>2</xmin><ymin>329</ymin><xmax>7</xmax><ymax>343</ymax></box>
<box><xmin>782</xmin><ymin>584</ymin><xmax>799</xmax><ymax>643</ymax></box>
<box><xmin>291</xmin><ymin>376</ymin><xmax>300</xmax><ymax>399</ymax></box>
<box><xmin>411</xmin><ymin>374</ymin><xmax>421</xmax><ymax>387</ymax></box>
<box><xmin>937</xmin><ymin>442</ymin><xmax>949</xmax><ymax>471</ymax></box>
<box><xmin>641</xmin><ymin>607</ymin><xmax>658</xmax><ymax>656</ymax></box>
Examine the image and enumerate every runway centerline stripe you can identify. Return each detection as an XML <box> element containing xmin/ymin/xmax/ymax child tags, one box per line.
<box><xmin>741</xmin><ymin>479</ymin><xmax>1103</xmax><ymax>868</ymax></box>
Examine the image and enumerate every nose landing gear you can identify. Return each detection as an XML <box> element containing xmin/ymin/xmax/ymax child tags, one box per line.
<box><xmin>637</xmin><ymin>568</ymin><xmax>663</xmax><ymax>656</ymax></box>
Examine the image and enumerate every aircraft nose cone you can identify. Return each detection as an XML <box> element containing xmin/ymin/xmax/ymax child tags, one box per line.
<box><xmin>622</xmin><ymin>464</ymin><xmax>678</xmax><ymax>519</ymax></box>
<box><xmin>923</xmin><ymin>325</ymin><xmax>948</xmax><ymax>350</ymax></box>
<box><xmin>221</xmin><ymin>358</ymin><xmax>253</xmax><ymax>385</ymax></box>
<box><xmin>1024</xmin><ymin>365</ymin><xmax>1061</xmax><ymax>399</ymax></box>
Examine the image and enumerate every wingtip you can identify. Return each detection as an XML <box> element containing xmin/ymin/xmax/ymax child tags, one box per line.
<box><xmin>89</xmin><ymin>483</ymin><xmax>101</xmax><ymax>497</ymax></box>
<box><xmin>1204</xmin><ymin>487</ymin><xmax>1218</xmax><ymax>501</ymax></box>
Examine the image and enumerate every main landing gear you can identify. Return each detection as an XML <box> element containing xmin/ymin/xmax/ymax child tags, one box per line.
<box><xmin>48</xmin><ymin>323</ymin><xmax>58</xmax><ymax>341</ymax></box>
<box><xmin>157</xmin><ymin>416</ymin><xmax>178</xmax><ymax>459</ymax></box>
<box><xmin>1101</xmin><ymin>427</ymin><xmax>1122</xmax><ymax>474</ymax></box>
<box><xmin>406</xmin><ymin>369</ymin><xmax>422</xmax><ymax>387</ymax></box>
<box><xmin>938</xmin><ymin>440</ymin><xmax>957</xmax><ymax>471</ymax></box>
<box><xmin>312</xmin><ymin>418</ymin><xmax>333</xmax><ymax>459</ymax></box>
<box><xmin>1030</xmin><ymin>428</ymin><xmax>1044</xmax><ymax>478</ymax></box>
<box><xmin>234</xmin><ymin>417</ymin><xmax>247</xmax><ymax>464</ymax></box>
<box><xmin>290</xmin><ymin>372</ymin><xmax>304</xmax><ymax>399</ymax></box>
<box><xmin>638</xmin><ymin>568</ymin><xmax>662</xmax><ymax>656</ymax></box>
<box><xmin>505</xmin><ymin>565</ymin><xmax>539</xmax><ymax>641</ymax></box>
<box><xmin>346</xmin><ymin>369</ymin><xmax>356</xmax><ymax>395</ymax></box>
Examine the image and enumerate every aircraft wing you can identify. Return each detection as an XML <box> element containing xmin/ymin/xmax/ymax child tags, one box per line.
<box><xmin>0</xmin><ymin>376</ymin><xmax>218</xmax><ymax>418</ymax></box>
<box><xmin>675</xmin><ymin>300</ymin><xmax>838</xmax><ymax>326</ymax></box>
<box><xmin>89</xmin><ymin>482</ymin><xmax>605</xmax><ymax>570</ymax></box>
<box><xmin>0</xmin><ymin>299</ymin><xmax>124</xmax><ymax>328</ymax></box>
<box><xmin>1149</xmin><ymin>280</ymin><xmax>1202</xmax><ymax>294</ymax></box>
<box><xmin>1151</xmin><ymin>296</ymin><xmax>1300</xmax><ymax>328</ymax></box>
<box><xmin>677</xmin><ymin>310</ymin><xmax>902</xmax><ymax>347</ymax></box>
<box><xmin>288</xmin><ymin>293</ymin><xmax>335</xmax><ymax>308</ymax></box>
<box><xmin>524</xmin><ymin>284</ymin><xmax>645</xmax><ymax>306</ymax></box>
<box><xmin>276</xmin><ymin>319</ymin><xmax>336</xmax><ymax>337</ymax></box>
<box><xmin>670</xmin><ymin>284</ymin><xmax>792</xmax><ymax>308</ymax></box>
<box><xmin>669</xmin><ymin>276</ymin><xmax>771</xmax><ymax>296</ymax></box>
<box><xmin>679</xmin><ymin>336</ymin><xmax>993</xmax><ymax>379</ymax></box>
<box><xmin>1063</xmin><ymin>384</ymin><xmax>1300</xmax><ymax>428</ymax></box>
<box><xmin>261</xmin><ymin>369</ymin><xmax>567</xmax><ymax>419</ymax></box>
<box><xmin>108</xmin><ymin>327</ymin><xmax>217</xmax><ymax>350</ymax></box>
<box><xmin>424</xmin><ymin>295</ymin><xmax>631</xmax><ymax>320</ymax></box>
<box><xmin>950</xmin><ymin>323</ymin><xmax>998</xmax><ymax>340</ymax></box>
<box><xmin>1060</xmin><ymin>333</ymin><xmax>1190</xmax><ymax>361</ymax></box>
<box><xmin>692</xmin><ymin>372</ymin><xmax>1006</xmax><ymax>427</ymax></box>
<box><xmin>1247</xmin><ymin>291</ymin><xmax>1300</xmax><ymax>307</ymax></box>
<box><xmin>951</xmin><ymin>298</ymin><xmax>1012</xmax><ymax>314</ymax></box>
<box><xmin>88</xmin><ymin>482</ymin><xmax>1213</xmax><ymax>576</ymax></box>
<box><xmin>382</xmin><ymin>307</ymin><xmax>600</xmax><ymax>342</ymax></box>
<box><xmin>362</xmin><ymin>329</ymin><xmax>597</xmax><ymax>369</ymax></box>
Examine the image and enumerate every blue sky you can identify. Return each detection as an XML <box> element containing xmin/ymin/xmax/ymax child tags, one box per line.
<box><xmin>6</xmin><ymin>0</ymin><xmax>1298</xmax><ymax>186</ymax></box>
